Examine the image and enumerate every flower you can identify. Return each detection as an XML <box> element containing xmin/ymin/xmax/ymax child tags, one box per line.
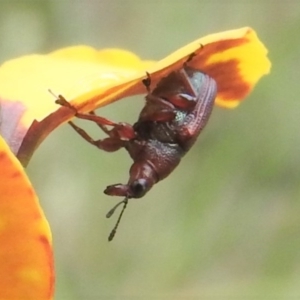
<box><xmin>0</xmin><ymin>136</ymin><xmax>54</xmax><ymax>299</ymax></box>
<box><xmin>0</xmin><ymin>27</ymin><xmax>270</xmax><ymax>298</ymax></box>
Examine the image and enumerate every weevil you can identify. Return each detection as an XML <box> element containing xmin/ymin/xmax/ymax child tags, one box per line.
<box><xmin>56</xmin><ymin>59</ymin><xmax>217</xmax><ymax>241</ymax></box>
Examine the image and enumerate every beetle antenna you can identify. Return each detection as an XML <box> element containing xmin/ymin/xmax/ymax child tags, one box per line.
<box><xmin>106</xmin><ymin>197</ymin><xmax>128</xmax><ymax>241</ymax></box>
<box><xmin>106</xmin><ymin>198</ymin><xmax>127</xmax><ymax>218</ymax></box>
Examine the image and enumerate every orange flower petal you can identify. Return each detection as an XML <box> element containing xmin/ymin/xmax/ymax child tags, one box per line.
<box><xmin>0</xmin><ymin>136</ymin><xmax>54</xmax><ymax>299</ymax></box>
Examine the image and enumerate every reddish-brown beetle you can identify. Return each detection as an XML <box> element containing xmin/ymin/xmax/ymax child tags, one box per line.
<box><xmin>56</xmin><ymin>59</ymin><xmax>217</xmax><ymax>241</ymax></box>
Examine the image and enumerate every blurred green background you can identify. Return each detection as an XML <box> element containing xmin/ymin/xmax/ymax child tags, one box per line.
<box><xmin>1</xmin><ymin>0</ymin><xmax>300</xmax><ymax>299</ymax></box>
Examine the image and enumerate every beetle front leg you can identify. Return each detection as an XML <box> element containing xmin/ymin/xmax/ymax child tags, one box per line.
<box><xmin>69</xmin><ymin>121</ymin><xmax>127</xmax><ymax>152</ymax></box>
<box><xmin>56</xmin><ymin>95</ymin><xmax>118</xmax><ymax>127</ymax></box>
<box><xmin>56</xmin><ymin>94</ymin><xmax>136</xmax><ymax>141</ymax></box>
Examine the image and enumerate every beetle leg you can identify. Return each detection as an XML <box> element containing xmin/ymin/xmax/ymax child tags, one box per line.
<box><xmin>82</xmin><ymin>111</ymin><xmax>136</xmax><ymax>140</ymax></box>
<box><xmin>56</xmin><ymin>94</ymin><xmax>136</xmax><ymax>141</ymax></box>
<box><xmin>68</xmin><ymin>121</ymin><xmax>127</xmax><ymax>152</ymax></box>
<box><xmin>183</xmin><ymin>44</ymin><xmax>203</xmax><ymax>66</ymax></box>
<box><xmin>178</xmin><ymin>68</ymin><xmax>198</xmax><ymax>98</ymax></box>
<box><xmin>140</xmin><ymin>94</ymin><xmax>176</xmax><ymax>122</ymax></box>
<box><xmin>142</xmin><ymin>72</ymin><xmax>151</xmax><ymax>93</ymax></box>
<box><xmin>165</xmin><ymin>93</ymin><xmax>197</xmax><ymax>111</ymax></box>
<box><xmin>104</xmin><ymin>122</ymin><xmax>136</xmax><ymax>140</ymax></box>
<box><xmin>86</xmin><ymin>110</ymin><xmax>110</xmax><ymax>134</ymax></box>
<box><xmin>145</xmin><ymin>94</ymin><xmax>175</xmax><ymax>108</ymax></box>
<box><xmin>153</xmin><ymin>68</ymin><xmax>200</xmax><ymax>111</ymax></box>
<box><xmin>162</xmin><ymin>67</ymin><xmax>203</xmax><ymax>111</ymax></box>
<box><xmin>56</xmin><ymin>95</ymin><xmax>117</xmax><ymax>126</ymax></box>
<box><xmin>184</xmin><ymin>52</ymin><xmax>197</xmax><ymax>65</ymax></box>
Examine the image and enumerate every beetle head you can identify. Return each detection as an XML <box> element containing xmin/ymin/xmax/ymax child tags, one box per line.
<box><xmin>127</xmin><ymin>161</ymin><xmax>158</xmax><ymax>198</ymax></box>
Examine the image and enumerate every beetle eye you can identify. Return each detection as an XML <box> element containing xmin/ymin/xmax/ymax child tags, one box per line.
<box><xmin>130</xmin><ymin>179</ymin><xmax>148</xmax><ymax>198</ymax></box>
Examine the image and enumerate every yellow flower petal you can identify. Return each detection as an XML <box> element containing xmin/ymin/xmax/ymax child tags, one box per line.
<box><xmin>0</xmin><ymin>47</ymin><xmax>154</xmax><ymax>161</ymax></box>
<box><xmin>0</xmin><ymin>47</ymin><xmax>154</xmax><ymax>125</ymax></box>
<box><xmin>0</xmin><ymin>27</ymin><xmax>270</xmax><ymax>166</ymax></box>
